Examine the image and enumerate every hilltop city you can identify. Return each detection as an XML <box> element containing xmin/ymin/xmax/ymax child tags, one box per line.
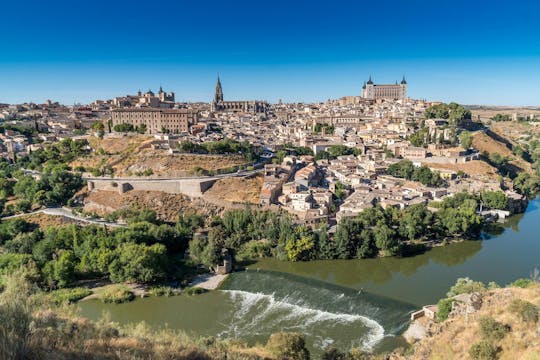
<box><xmin>1</xmin><ymin>76</ymin><xmax>535</xmax><ymax>228</ymax></box>
<box><xmin>2</xmin><ymin>73</ymin><xmax>540</xmax><ymax>359</ymax></box>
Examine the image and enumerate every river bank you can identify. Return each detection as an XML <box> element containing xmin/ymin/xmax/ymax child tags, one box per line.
<box><xmin>77</xmin><ymin>198</ymin><xmax>540</xmax><ymax>355</ymax></box>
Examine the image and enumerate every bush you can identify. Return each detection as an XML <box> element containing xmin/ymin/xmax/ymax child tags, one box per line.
<box><xmin>0</xmin><ymin>270</ymin><xmax>35</xmax><ymax>360</ymax></box>
<box><xmin>509</xmin><ymin>299</ymin><xmax>538</xmax><ymax>324</ymax></box>
<box><xmin>50</xmin><ymin>287</ymin><xmax>92</xmax><ymax>304</ymax></box>
<box><xmin>149</xmin><ymin>286</ymin><xmax>176</xmax><ymax>297</ymax></box>
<box><xmin>437</xmin><ymin>298</ymin><xmax>455</xmax><ymax>322</ymax></box>
<box><xmin>447</xmin><ymin>277</ymin><xmax>486</xmax><ymax>297</ymax></box>
<box><xmin>479</xmin><ymin>316</ymin><xmax>509</xmax><ymax>341</ymax></box>
<box><xmin>100</xmin><ymin>285</ymin><xmax>135</xmax><ymax>304</ymax></box>
<box><xmin>508</xmin><ymin>278</ymin><xmax>532</xmax><ymax>288</ymax></box>
<box><xmin>469</xmin><ymin>341</ymin><xmax>497</xmax><ymax>360</ymax></box>
<box><xmin>266</xmin><ymin>332</ymin><xmax>310</xmax><ymax>360</ymax></box>
<box><xmin>183</xmin><ymin>286</ymin><xmax>207</xmax><ymax>296</ymax></box>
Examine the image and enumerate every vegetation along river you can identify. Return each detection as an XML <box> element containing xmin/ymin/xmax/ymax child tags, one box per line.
<box><xmin>78</xmin><ymin>198</ymin><xmax>540</xmax><ymax>355</ymax></box>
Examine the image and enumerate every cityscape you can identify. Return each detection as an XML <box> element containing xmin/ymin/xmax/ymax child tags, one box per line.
<box><xmin>1</xmin><ymin>1</ymin><xmax>540</xmax><ymax>359</ymax></box>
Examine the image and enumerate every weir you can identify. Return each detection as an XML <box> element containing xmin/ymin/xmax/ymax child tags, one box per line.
<box><xmin>219</xmin><ymin>270</ymin><xmax>416</xmax><ymax>350</ymax></box>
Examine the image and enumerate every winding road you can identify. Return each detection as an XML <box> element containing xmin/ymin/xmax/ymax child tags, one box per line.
<box><xmin>1</xmin><ymin>207</ymin><xmax>125</xmax><ymax>227</ymax></box>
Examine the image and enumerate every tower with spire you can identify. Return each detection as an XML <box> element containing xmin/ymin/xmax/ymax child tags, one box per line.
<box><xmin>214</xmin><ymin>76</ymin><xmax>223</xmax><ymax>104</ymax></box>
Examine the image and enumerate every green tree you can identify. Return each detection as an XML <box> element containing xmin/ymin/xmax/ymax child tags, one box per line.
<box><xmin>459</xmin><ymin>130</ymin><xmax>473</xmax><ymax>149</ymax></box>
<box><xmin>108</xmin><ymin>243</ymin><xmax>168</xmax><ymax>283</ymax></box>
<box><xmin>285</xmin><ymin>230</ymin><xmax>316</xmax><ymax>262</ymax></box>
<box><xmin>373</xmin><ymin>221</ymin><xmax>399</xmax><ymax>255</ymax></box>
<box><xmin>42</xmin><ymin>250</ymin><xmax>77</xmax><ymax>289</ymax></box>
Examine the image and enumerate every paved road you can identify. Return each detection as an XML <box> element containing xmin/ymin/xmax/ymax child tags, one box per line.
<box><xmin>1</xmin><ymin>207</ymin><xmax>125</xmax><ymax>227</ymax></box>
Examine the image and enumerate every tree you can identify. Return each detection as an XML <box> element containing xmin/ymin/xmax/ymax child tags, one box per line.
<box><xmin>481</xmin><ymin>191</ymin><xmax>508</xmax><ymax>210</ymax></box>
<box><xmin>108</xmin><ymin>243</ymin><xmax>168</xmax><ymax>283</ymax></box>
<box><xmin>400</xmin><ymin>204</ymin><xmax>433</xmax><ymax>241</ymax></box>
<box><xmin>113</xmin><ymin>123</ymin><xmax>134</xmax><ymax>133</ymax></box>
<box><xmin>136</xmin><ymin>124</ymin><xmax>147</xmax><ymax>134</ymax></box>
<box><xmin>373</xmin><ymin>221</ymin><xmax>399</xmax><ymax>255</ymax></box>
<box><xmin>42</xmin><ymin>250</ymin><xmax>77</xmax><ymax>289</ymax></box>
<box><xmin>459</xmin><ymin>130</ymin><xmax>473</xmax><ymax>149</ymax></box>
<box><xmin>91</xmin><ymin>121</ymin><xmax>105</xmax><ymax>138</ymax></box>
<box><xmin>285</xmin><ymin>230</ymin><xmax>316</xmax><ymax>261</ymax></box>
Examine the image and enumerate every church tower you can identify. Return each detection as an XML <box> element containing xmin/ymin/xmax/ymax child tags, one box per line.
<box><xmin>214</xmin><ymin>76</ymin><xmax>223</xmax><ymax>103</ymax></box>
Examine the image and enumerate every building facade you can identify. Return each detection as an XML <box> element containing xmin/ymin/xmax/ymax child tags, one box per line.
<box><xmin>111</xmin><ymin>108</ymin><xmax>198</xmax><ymax>134</ymax></box>
<box><xmin>211</xmin><ymin>77</ymin><xmax>269</xmax><ymax>113</ymax></box>
<box><xmin>362</xmin><ymin>76</ymin><xmax>407</xmax><ymax>100</ymax></box>
<box><xmin>111</xmin><ymin>87</ymin><xmax>175</xmax><ymax>108</ymax></box>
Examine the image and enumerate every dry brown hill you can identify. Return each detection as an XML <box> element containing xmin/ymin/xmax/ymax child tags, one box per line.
<box><xmin>72</xmin><ymin>135</ymin><xmax>249</xmax><ymax>177</ymax></box>
<box><xmin>472</xmin><ymin>131</ymin><xmax>532</xmax><ymax>174</ymax></box>
<box><xmin>399</xmin><ymin>284</ymin><xmax>540</xmax><ymax>360</ymax></box>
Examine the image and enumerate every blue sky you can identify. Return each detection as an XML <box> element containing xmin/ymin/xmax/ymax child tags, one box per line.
<box><xmin>1</xmin><ymin>0</ymin><xmax>540</xmax><ymax>105</ymax></box>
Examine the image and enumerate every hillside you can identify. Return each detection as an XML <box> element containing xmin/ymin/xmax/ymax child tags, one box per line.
<box><xmin>71</xmin><ymin>135</ymin><xmax>250</xmax><ymax>177</ymax></box>
<box><xmin>472</xmin><ymin>131</ymin><xmax>532</xmax><ymax>174</ymax></box>
<box><xmin>400</xmin><ymin>283</ymin><xmax>540</xmax><ymax>360</ymax></box>
<box><xmin>204</xmin><ymin>174</ymin><xmax>263</xmax><ymax>205</ymax></box>
<box><xmin>82</xmin><ymin>190</ymin><xmax>224</xmax><ymax>223</ymax></box>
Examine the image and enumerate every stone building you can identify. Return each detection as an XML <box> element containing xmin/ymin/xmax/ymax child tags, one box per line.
<box><xmin>111</xmin><ymin>108</ymin><xmax>198</xmax><ymax>134</ymax></box>
<box><xmin>112</xmin><ymin>87</ymin><xmax>175</xmax><ymax>108</ymax></box>
<box><xmin>362</xmin><ymin>76</ymin><xmax>407</xmax><ymax>100</ymax></box>
<box><xmin>211</xmin><ymin>77</ymin><xmax>269</xmax><ymax>113</ymax></box>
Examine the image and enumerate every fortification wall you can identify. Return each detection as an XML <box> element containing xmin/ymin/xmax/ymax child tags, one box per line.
<box><xmin>87</xmin><ymin>178</ymin><xmax>217</xmax><ymax>198</ymax></box>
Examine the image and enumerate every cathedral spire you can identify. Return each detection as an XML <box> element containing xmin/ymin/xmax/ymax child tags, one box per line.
<box><xmin>214</xmin><ymin>76</ymin><xmax>223</xmax><ymax>103</ymax></box>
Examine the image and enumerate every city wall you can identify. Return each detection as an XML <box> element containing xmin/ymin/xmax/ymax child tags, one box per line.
<box><xmin>87</xmin><ymin>178</ymin><xmax>217</xmax><ymax>198</ymax></box>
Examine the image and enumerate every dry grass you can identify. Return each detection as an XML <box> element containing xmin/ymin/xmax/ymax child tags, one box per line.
<box><xmin>204</xmin><ymin>174</ymin><xmax>263</xmax><ymax>205</ymax></box>
<box><xmin>20</xmin><ymin>213</ymin><xmax>79</xmax><ymax>228</ymax></box>
<box><xmin>0</xmin><ymin>270</ymin><xmax>275</xmax><ymax>360</ymax></box>
<box><xmin>408</xmin><ymin>285</ymin><xmax>540</xmax><ymax>360</ymax></box>
<box><xmin>83</xmin><ymin>190</ymin><xmax>224</xmax><ymax>223</ymax></box>
<box><xmin>73</xmin><ymin>135</ymin><xmax>249</xmax><ymax>177</ymax></box>
<box><xmin>425</xmin><ymin>160</ymin><xmax>499</xmax><ymax>177</ymax></box>
<box><xmin>472</xmin><ymin>131</ymin><xmax>532</xmax><ymax>173</ymax></box>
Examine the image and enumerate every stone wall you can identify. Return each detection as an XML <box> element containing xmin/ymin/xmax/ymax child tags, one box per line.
<box><xmin>87</xmin><ymin>178</ymin><xmax>218</xmax><ymax>198</ymax></box>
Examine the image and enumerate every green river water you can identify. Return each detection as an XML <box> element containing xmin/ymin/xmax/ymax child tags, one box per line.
<box><xmin>78</xmin><ymin>198</ymin><xmax>540</xmax><ymax>355</ymax></box>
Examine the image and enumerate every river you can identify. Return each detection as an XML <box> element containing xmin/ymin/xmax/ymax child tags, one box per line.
<box><xmin>78</xmin><ymin>198</ymin><xmax>540</xmax><ymax>355</ymax></box>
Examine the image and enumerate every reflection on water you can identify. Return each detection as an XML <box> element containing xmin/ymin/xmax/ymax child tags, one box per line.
<box><xmin>248</xmin><ymin>240</ymin><xmax>482</xmax><ymax>305</ymax></box>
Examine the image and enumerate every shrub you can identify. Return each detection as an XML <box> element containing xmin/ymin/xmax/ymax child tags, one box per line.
<box><xmin>0</xmin><ymin>271</ymin><xmax>35</xmax><ymax>360</ymax></box>
<box><xmin>50</xmin><ymin>287</ymin><xmax>92</xmax><ymax>304</ymax></box>
<box><xmin>479</xmin><ymin>316</ymin><xmax>509</xmax><ymax>341</ymax></box>
<box><xmin>100</xmin><ymin>285</ymin><xmax>135</xmax><ymax>304</ymax></box>
<box><xmin>149</xmin><ymin>286</ymin><xmax>175</xmax><ymax>297</ymax></box>
<box><xmin>508</xmin><ymin>278</ymin><xmax>532</xmax><ymax>288</ymax></box>
<box><xmin>469</xmin><ymin>341</ymin><xmax>497</xmax><ymax>360</ymax></box>
<box><xmin>437</xmin><ymin>298</ymin><xmax>455</xmax><ymax>322</ymax></box>
<box><xmin>266</xmin><ymin>332</ymin><xmax>310</xmax><ymax>360</ymax></box>
<box><xmin>447</xmin><ymin>277</ymin><xmax>486</xmax><ymax>297</ymax></box>
<box><xmin>183</xmin><ymin>286</ymin><xmax>207</xmax><ymax>296</ymax></box>
<box><xmin>509</xmin><ymin>299</ymin><xmax>538</xmax><ymax>324</ymax></box>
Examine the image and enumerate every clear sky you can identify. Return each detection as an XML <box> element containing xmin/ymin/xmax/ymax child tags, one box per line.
<box><xmin>1</xmin><ymin>0</ymin><xmax>540</xmax><ymax>105</ymax></box>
